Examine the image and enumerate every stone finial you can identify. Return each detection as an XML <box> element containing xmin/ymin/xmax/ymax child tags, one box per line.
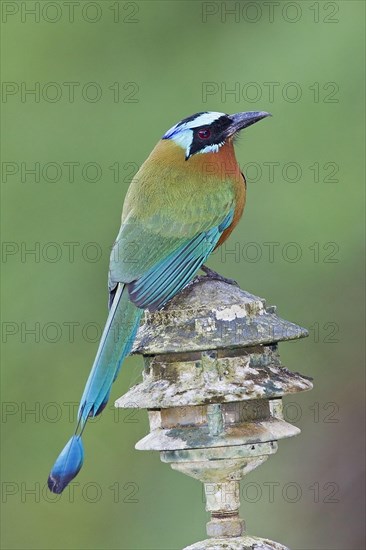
<box><xmin>116</xmin><ymin>277</ymin><xmax>312</xmax><ymax>549</ymax></box>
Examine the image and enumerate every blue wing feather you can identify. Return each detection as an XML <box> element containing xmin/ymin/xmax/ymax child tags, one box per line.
<box><xmin>128</xmin><ymin>210</ymin><xmax>234</xmax><ymax>311</ymax></box>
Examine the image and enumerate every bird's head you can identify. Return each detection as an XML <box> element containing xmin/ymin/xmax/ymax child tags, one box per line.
<box><xmin>162</xmin><ymin>111</ymin><xmax>271</xmax><ymax>160</ymax></box>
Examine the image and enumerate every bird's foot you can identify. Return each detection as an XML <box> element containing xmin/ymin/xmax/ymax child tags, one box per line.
<box><xmin>200</xmin><ymin>265</ymin><xmax>239</xmax><ymax>287</ymax></box>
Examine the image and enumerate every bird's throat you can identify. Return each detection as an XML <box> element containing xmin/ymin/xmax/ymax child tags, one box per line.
<box><xmin>149</xmin><ymin>139</ymin><xmax>241</xmax><ymax>182</ymax></box>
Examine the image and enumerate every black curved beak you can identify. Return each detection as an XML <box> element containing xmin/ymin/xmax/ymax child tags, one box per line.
<box><xmin>228</xmin><ymin>111</ymin><xmax>271</xmax><ymax>136</ymax></box>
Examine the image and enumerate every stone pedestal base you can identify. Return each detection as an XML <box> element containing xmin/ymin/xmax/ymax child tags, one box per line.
<box><xmin>184</xmin><ymin>535</ymin><xmax>289</xmax><ymax>550</ymax></box>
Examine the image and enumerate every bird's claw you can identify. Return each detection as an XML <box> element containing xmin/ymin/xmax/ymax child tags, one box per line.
<box><xmin>200</xmin><ymin>265</ymin><xmax>239</xmax><ymax>287</ymax></box>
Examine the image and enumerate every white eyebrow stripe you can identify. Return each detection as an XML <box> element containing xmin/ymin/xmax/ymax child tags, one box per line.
<box><xmin>184</xmin><ymin>112</ymin><xmax>226</xmax><ymax>129</ymax></box>
<box><xmin>163</xmin><ymin>112</ymin><xmax>227</xmax><ymax>139</ymax></box>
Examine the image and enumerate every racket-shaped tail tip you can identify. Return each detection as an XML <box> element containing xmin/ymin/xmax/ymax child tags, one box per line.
<box><xmin>48</xmin><ymin>435</ymin><xmax>84</xmax><ymax>494</ymax></box>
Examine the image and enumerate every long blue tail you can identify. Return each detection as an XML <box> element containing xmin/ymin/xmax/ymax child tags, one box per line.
<box><xmin>48</xmin><ymin>284</ymin><xmax>142</xmax><ymax>494</ymax></box>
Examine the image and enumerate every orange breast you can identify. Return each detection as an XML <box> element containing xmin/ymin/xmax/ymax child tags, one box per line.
<box><xmin>215</xmin><ymin>170</ymin><xmax>246</xmax><ymax>249</ymax></box>
<box><xmin>188</xmin><ymin>140</ymin><xmax>247</xmax><ymax>248</ymax></box>
<box><xmin>190</xmin><ymin>139</ymin><xmax>246</xmax><ymax>249</ymax></box>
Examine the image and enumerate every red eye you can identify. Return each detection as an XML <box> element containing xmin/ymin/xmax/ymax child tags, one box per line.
<box><xmin>198</xmin><ymin>128</ymin><xmax>211</xmax><ymax>140</ymax></box>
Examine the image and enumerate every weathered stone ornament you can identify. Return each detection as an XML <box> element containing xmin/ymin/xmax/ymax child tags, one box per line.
<box><xmin>116</xmin><ymin>277</ymin><xmax>312</xmax><ymax>550</ymax></box>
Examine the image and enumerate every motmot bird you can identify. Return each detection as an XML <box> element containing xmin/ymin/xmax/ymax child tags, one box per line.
<box><xmin>48</xmin><ymin>110</ymin><xmax>271</xmax><ymax>494</ymax></box>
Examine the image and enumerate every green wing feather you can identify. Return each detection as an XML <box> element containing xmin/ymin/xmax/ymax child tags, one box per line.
<box><xmin>109</xmin><ymin>172</ymin><xmax>236</xmax><ymax>290</ymax></box>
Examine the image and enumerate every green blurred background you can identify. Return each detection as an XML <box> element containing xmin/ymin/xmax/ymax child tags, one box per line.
<box><xmin>1</xmin><ymin>1</ymin><xmax>365</xmax><ymax>549</ymax></box>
